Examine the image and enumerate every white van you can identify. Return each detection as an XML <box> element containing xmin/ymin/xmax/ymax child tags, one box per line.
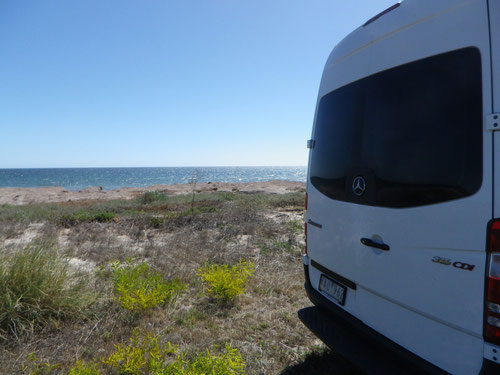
<box><xmin>299</xmin><ymin>1</ymin><xmax>500</xmax><ymax>374</ymax></box>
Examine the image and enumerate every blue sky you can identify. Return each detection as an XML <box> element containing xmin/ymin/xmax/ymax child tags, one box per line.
<box><xmin>0</xmin><ymin>0</ymin><xmax>397</xmax><ymax>168</ymax></box>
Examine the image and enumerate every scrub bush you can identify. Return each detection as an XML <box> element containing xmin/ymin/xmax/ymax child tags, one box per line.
<box><xmin>67</xmin><ymin>361</ymin><xmax>101</xmax><ymax>375</ymax></box>
<box><xmin>103</xmin><ymin>329</ymin><xmax>177</xmax><ymax>374</ymax></box>
<box><xmin>57</xmin><ymin>211</ymin><xmax>115</xmax><ymax>227</ymax></box>
<box><xmin>197</xmin><ymin>260</ymin><xmax>254</xmax><ymax>302</ymax></box>
<box><xmin>111</xmin><ymin>259</ymin><xmax>185</xmax><ymax>310</ymax></box>
<box><xmin>186</xmin><ymin>344</ymin><xmax>245</xmax><ymax>375</ymax></box>
<box><xmin>103</xmin><ymin>330</ymin><xmax>244</xmax><ymax>375</ymax></box>
<box><xmin>140</xmin><ymin>191</ymin><xmax>168</xmax><ymax>205</ymax></box>
<box><xmin>76</xmin><ymin>211</ymin><xmax>115</xmax><ymax>223</ymax></box>
<box><xmin>21</xmin><ymin>353</ymin><xmax>59</xmax><ymax>375</ymax></box>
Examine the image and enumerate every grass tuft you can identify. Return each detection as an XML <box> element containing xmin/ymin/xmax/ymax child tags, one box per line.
<box><xmin>0</xmin><ymin>245</ymin><xmax>96</xmax><ymax>339</ymax></box>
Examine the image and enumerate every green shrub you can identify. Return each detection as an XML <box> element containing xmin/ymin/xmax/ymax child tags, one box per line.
<box><xmin>21</xmin><ymin>353</ymin><xmax>59</xmax><ymax>375</ymax></box>
<box><xmin>111</xmin><ymin>259</ymin><xmax>185</xmax><ymax>310</ymax></box>
<box><xmin>103</xmin><ymin>329</ymin><xmax>177</xmax><ymax>374</ymax></box>
<box><xmin>180</xmin><ymin>205</ymin><xmax>218</xmax><ymax>217</ymax></box>
<box><xmin>186</xmin><ymin>344</ymin><xmax>245</xmax><ymax>375</ymax></box>
<box><xmin>149</xmin><ymin>216</ymin><xmax>165</xmax><ymax>228</ymax></box>
<box><xmin>76</xmin><ymin>211</ymin><xmax>115</xmax><ymax>223</ymax></box>
<box><xmin>0</xmin><ymin>246</ymin><xmax>96</xmax><ymax>338</ymax></box>
<box><xmin>140</xmin><ymin>191</ymin><xmax>168</xmax><ymax>205</ymax></box>
<box><xmin>24</xmin><ymin>334</ymin><xmax>244</xmax><ymax>374</ymax></box>
<box><xmin>91</xmin><ymin>212</ymin><xmax>116</xmax><ymax>223</ymax></box>
<box><xmin>197</xmin><ymin>260</ymin><xmax>254</xmax><ymax>302</ymax></box>
<box><xmin>103</xmin><ymin>330</ymin><xmax>244</xmax><ymax>375</ymax></box>
<box><xmin>67</xmin><ymin>361</ymin><xmax>101</xmax><ymax>375</ymax></box>
<box><xmin>260</xmin><ymin>192</ymin><xmax>305</xmax><ymax>208</ymax></box>
<box><xmin>58</xmin><ymin>214</ymin><xmax>79</xmax><ymax>227</ymax></box>
<box><xmin>57</xmin><ymin>211</ymin><xmax>115</xmax><ymax>227</ymax></box>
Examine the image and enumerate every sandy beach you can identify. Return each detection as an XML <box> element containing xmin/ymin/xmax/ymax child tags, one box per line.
<box><xmin>0</xmin><ymin>180</ymin><xmax>306</xmax><ymax>205</ymax></box>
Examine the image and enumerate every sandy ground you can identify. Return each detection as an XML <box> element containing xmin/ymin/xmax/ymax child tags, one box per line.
<box><xmin>0</xmin><ymin>180</ymin><xmax>306</xmax><ymax>205</ymax></box>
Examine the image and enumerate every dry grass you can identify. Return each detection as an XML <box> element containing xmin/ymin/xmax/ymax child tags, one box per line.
<box><xmin>0</xmin><ymin>192</ymin><xmax>362</xmax><ymax>374</ymax></box>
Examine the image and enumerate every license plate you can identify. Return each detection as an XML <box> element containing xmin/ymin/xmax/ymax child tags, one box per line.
<box><xmin>319</xmin><ymin>275</ymin><xmax>346</xmax><ymax>305</ymax></box>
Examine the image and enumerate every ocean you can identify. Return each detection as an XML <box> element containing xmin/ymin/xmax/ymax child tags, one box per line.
<box><xmin>0</xmin><ymin>167</ymin><xmax>306</xmax><ymax>191</ymax></box>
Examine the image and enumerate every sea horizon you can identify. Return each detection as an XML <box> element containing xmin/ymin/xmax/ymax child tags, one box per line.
<box><xmin>0</xmin><ymin>166</ymin><xmax>307</xmax><ymax>191</ymax></box>
<box><xmin>0</xmin><ymin>165</ymin><xmax>306</xmax><ymax>169</ymax></box>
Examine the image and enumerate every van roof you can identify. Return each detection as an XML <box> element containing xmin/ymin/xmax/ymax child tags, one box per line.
<box><xmin>325</xmin><ymin>0</ymin><xmax>476</xmax><ymax>71</ymax></box>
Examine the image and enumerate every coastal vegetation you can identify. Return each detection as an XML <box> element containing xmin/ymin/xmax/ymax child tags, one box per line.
<box><xmin>0</xmin><ymin>191</ymin><xmax>360</xmax><ymax>374</ymax></box>
<box><xmin>197</xmin><ymin>260</ymin><xmax>255</xmax><ymax>303</ymax></box>
<box><xmin>110</xmin><ymin>259</ymin><xmax>186</xmax><ymax>311</ymax></box>
<box><xmin>0</xmin><ymin>245</ymin><xmax>97</xmax><ymax>339</ymax></box>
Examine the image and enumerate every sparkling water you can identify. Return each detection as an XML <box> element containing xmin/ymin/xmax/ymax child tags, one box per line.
<box><xmin>0</xmin><ymin>167</ymin><xmax>306</xmax><ymax>191</ymax></box>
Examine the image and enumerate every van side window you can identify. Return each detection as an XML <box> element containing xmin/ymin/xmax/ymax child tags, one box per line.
<box><xmin>310</xmin><ymin>47</ymin><xmax>483</xmax><ymax>208</ymax></box>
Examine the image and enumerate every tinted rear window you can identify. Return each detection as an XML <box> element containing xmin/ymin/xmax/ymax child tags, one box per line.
<box><xmin>310</xmin><ymin>47</ymin><xmax>483</xmax><ymax>208</ymax></box>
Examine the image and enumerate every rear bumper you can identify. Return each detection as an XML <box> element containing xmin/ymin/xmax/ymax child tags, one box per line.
<box><xmin>300</xmin><ymin>264</ymin><xmax>500</xmax><ymax>375</ymax></box>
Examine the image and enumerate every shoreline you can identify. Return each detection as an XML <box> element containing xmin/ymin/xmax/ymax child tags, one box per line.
<box><xmin>0</xmin><ymin>180</ymin><xmax>306</xmax><ymax>206</ymax></box>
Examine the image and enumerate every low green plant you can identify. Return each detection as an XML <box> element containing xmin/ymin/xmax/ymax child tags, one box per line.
<box><xmin>149</xmin><ymin>216</ymin><xmax>165</xmax><ymax>228</ymax></box>
<box><xmin>58</xmin><ymin>214</ymin><xmax>78</xmax><ymax>227</ymax></box>
<box><xmin>21</xmin><ymin>353</ymin><xmax>59</xmax><ymax>375</ymax></box>
<box><xmin>260</xmin><ymin>192</ymin><xmax>305</xmax><ymax>208</ymax></box>
<box><xmin>0</xmin><ymin>246</ymin><xmax>96</xmax><ymax>338</ymax></box>
<box><xmin>76</xmin><ymin>211</ymin><xmax>115</xmax><ymax>223</ymax></box>
<box><xmin>67</xmin><ymin>361</ymin><xmax>101</xmax><ymax>375</ymax></box>
<box><xmin>140</xmin><ymin>191</ymin><xmax>168</xmax><ymax>205</ymax></box>
<box><xmin>197</xmin><ymin>260</ymin><xmax>254</xmax><ymax>302</ymax></box>
<box><xmin>103</xmin><ymin>329</ymin><xmax>177</xmax><ymax>374</ymax></box>
<box><xmin>286</xmin><ymin>218</ymin><xmax>303</xmax><ymax>234</ymax></box>
<box><xmin>103</xmin><ymin>330</ymin><xmax>244</xmax><ymax>375</ymax></box>
<box><xmin>57</xmin><ymin>211</ymin><xmax>115</xmax><ymax>227</ymax></box>
<box><xmin>111</xmin><ymin>259</ymin><xmax>185</xmax><ymax>310</ymax></box>
<box><xmin>92</xmin><ymin>212</ymin><xmax>116</xmax><ymax>223</ymax></box>
<box><xmin>178</xmin><ymin>344</ymin><xmax>245</xmax><ymax>375</ymax></box>
<box><xmin>274</xmin><ymin>240</ymin><xmax>294</xmax><ymax>253</ymax></box>
<box><xmin>186</xmin><ymin>344</ymin><xmax>245</xmax><ymax>375</ymax></box>
<box><xmin>24</xmin><ymin>333</ymin><xmax>244</xmax><ymax>375</ymax></box>
<box><xmin>180</xmin><ymin>205</ymin><xmax>217</xmax><ymax>217</ymax></box>
<box><xmin>257</xmin><ymin>242</ymin><xmax>272</xmax><ymax>255</ymax></box>
<box><xmin>258</xmin><ymin>240</ymin><xmax>297</xmax><ymax>256</ymax></box>
<box><xmin>175</xmin><ymin>307</ymin><xmax>207</xmax><ymax>328</ymax></box>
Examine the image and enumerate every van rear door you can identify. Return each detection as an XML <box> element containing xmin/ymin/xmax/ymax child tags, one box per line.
<box><xmin>306</xmin><ymin>1</ymin><xmax>492</xmax><ymax>374</ymax></box>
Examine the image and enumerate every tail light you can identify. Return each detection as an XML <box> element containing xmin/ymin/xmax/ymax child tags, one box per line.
<box><xmin>304</xmin><ymin>193</ymin><xmax>308</xmax><ymax>255</ymax></box>
<box><xmin>485</xmin><ymin>219</ymin><xmax>500</xmax><ymax>343</ymax></box>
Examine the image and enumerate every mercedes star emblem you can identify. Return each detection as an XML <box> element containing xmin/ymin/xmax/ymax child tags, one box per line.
<box><xmin>352</xmin><ymin>176</ymin><xmax>366</xmax><ymax>196</ymax></box>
